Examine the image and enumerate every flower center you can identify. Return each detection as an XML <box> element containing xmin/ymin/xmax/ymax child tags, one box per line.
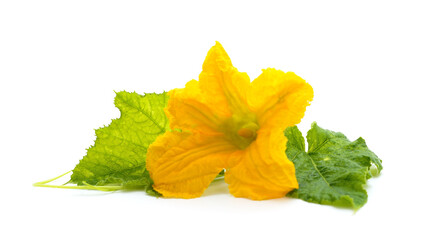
<box><xmin>220</xmin><ymin>113</ymin><xmax>259</xmax><ymax>150</ymax></box>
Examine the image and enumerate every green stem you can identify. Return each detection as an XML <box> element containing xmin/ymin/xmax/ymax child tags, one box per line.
<box><xmin>34</xmin><ymin>171</ymin><xmax>72</xmax><ymax>185</ymax></box>
<box><xmin>211</xmin><ymin>170</ymin><xmax>225</xmax><ymax>183</ymax></box>
<box><xmin>33</xmin><ymin>171</ymin><xmax>123</xmax><ymax>192</ymax></box>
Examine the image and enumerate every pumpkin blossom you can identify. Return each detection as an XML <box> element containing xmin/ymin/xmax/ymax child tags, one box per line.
<box><xmin>146</xmin><ymin>42</ymin><xmax>313</xmax><ymax>200</ymax></box>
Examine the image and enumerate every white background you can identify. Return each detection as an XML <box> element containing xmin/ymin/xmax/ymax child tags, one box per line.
<box><xmin>1</xmin><ymin>0</ymin><xmax>421</xmax><ymax>239</ymax></box>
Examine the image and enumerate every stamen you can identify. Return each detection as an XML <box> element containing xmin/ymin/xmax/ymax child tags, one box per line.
<box><xmin>238</xmin><ymin>128</ymin><xmax>254</xmax><ymax>138</ymax></box>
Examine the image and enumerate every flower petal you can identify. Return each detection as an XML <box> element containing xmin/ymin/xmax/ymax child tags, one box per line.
<box><xmin>166</xmin><ymin>80</ymin><xmax>223</xmax><ymax>133</ymax></box>
<box><xmin>199</xmin><ymin>42</ymin><xmax>252</xmax><ymax>115</ymax></box>
<box><xmin>248</xmin><ymin>68</ymin><xmax>313</xmax><ymax>131</ymax></box>
<box><xmin>225</xmin><ymin>130</ymin><xmax>298</xmax><ymax>200</ymax></box>
<box><xmin>146</xmin><ymin>131</ymin><xmax>242</xmax><ymax>198</ymax></box>
<box><xmin>165</xmin><ymin>42</ymin><xmax>253</xmax><ymax>133</ymax></box>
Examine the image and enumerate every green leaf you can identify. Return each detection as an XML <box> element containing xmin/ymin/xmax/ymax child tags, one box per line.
<box><xmin>285</xmin><ymin>122</ymin><xmax>382</xmax><ymax>209</ymax></box>
<box><xmin>70</xmin><ymin>91</ymin><xmax>169</xmax><ymax>194</ymax></box>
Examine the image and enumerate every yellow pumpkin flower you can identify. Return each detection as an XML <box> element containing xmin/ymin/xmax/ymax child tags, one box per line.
<box><xmin>146</xmin><ymin>42</ymin><xmax>313</xmax><ymax>200</ymax></box>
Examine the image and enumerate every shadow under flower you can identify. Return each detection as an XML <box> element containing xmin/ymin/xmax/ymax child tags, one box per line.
<box><xmin>201</xmin><ymin>180</ymin><xmax>230</xmax><ymax>197</ymax></box>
